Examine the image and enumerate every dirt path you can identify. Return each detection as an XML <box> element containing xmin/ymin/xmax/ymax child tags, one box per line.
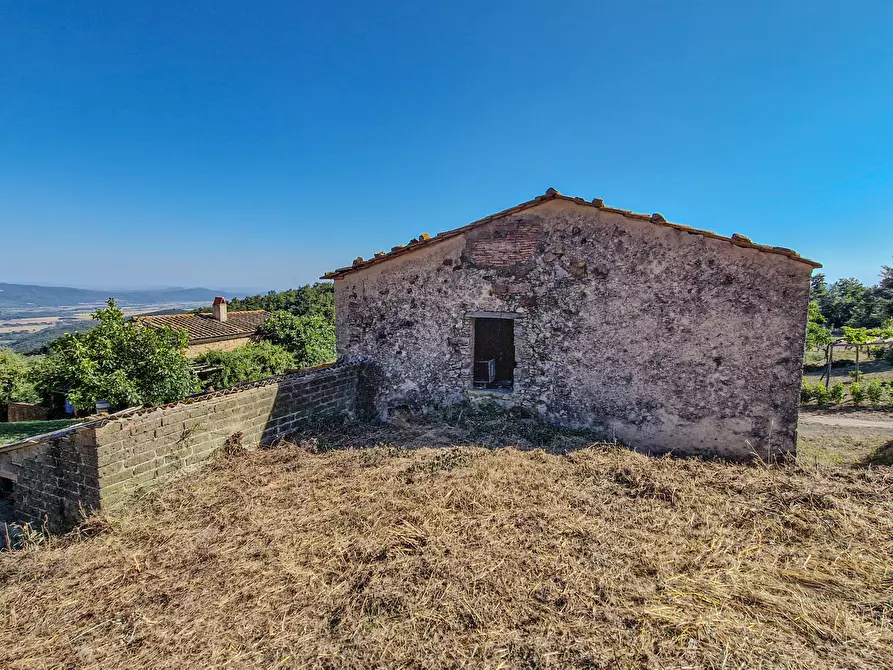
<box><xmin>799</xmin><ymin>414</ymin><xmax>893</xmax><ymax>429</ymax></box>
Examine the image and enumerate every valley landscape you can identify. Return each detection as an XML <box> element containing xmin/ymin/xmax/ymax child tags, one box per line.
<box><xmin>0</xmin><ymin>283</ymin><xmax>229</xmax><ymax>351</ymax></box>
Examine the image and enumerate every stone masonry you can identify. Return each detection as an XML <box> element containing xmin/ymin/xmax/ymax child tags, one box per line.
<box><xmin>326</xmin><ymin>191</ymin><xmax>820</xmax><ymax>461</ymax></box>
<box><xmin>6</xmin><ymin>402</ymin><xmax>48</xmax><ymax>422</ymax></box>
<box><xmin>0</xmin><ymin>363</ymin><xmax>365</xmax><ymax>532</ymax></box>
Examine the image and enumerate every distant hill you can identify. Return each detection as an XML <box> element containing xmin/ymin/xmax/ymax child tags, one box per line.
<box><xmin>0</xmin><ymin>283</ymin><xmax>223</xmax><ymax>308</ymax></box>
<box><xmin>3</xmin><ymin>307</ymin><xmax>223</xmax><ymax>353</ymax></box>
<box><xmin>6</xmin><ymin>320</ymin><xmax>98</xmax><ymax>353</ymax></box>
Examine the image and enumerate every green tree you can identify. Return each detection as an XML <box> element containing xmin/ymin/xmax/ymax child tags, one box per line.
<box><xmin>195</xmin><ymin>341</ymin><xmax>296</xmax><ymax>389</ymax></box>
<box><xmin>38</xmin><ymin>299</ymin><xmax>199</xmax><ymax>411</ymax></box>
<box><xmin>196</xmin><ymin>284</ymin><xmax>336</xmax><ymax>322</ymax></box>
<box><xmin>256</xmin><ymin>311</ymin><xmax>336</xmax><ymax>368</ymax></box>
<box><xmin>805</xmin><ymin>301</ymin><xmax>833</xmax><ymax>351</ymax></box>
<box><xmin>805</xmin><ymin>301</ymin><xmax>834</xmax><ymax>386</ymax></box>
<box><xmin>842</xmin><ymin>326</ymin><xmax>871</xmax><ymax>377</ymax></box>
<box><xmin>827</xmin><ymin>278</ymin><xmax>869</xmax><ymax>328</ymax></box>
<box><xmin>0</xmin><ymin>348</ymin><xmax>40</xmax><ymax>420</ymax></box>
<box><xmin>808</xmin><ymin>262</ymin><xmax>893</xmax><ymax>329</ymax></box>
<box><xmin>878</xmin><ymin>261</ymin><xmax>893</xmax><ymax>321</ymax></box>
<box><xmin>809</xmin><ymin>273</ymin><xmax>832</xmax><ymax>324</ymax></box>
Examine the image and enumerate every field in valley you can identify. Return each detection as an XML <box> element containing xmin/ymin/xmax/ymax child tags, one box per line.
<box><xmin>1</xmin><ymin>418</ymin><xmax>891</xmax><ymax>669</ymax></box>
<box><xmin>0</xmin><ymin>301</ymin><xmax>211</xmax><ymax>351</ymax></box>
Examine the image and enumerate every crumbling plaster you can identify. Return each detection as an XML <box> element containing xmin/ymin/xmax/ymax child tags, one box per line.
<box><xmin>334</xmin><ymin>199</ymin><xmax>813</xmax><ymax>460</ymax></box>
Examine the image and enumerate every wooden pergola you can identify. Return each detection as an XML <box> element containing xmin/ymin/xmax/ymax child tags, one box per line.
<box><xmin>818</xmin><ymin>337</ymin><xmax>893</xmax><ymax>387</ymax></box>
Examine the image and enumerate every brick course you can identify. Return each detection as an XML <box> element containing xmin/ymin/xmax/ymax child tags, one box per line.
<box><xmin>7</xmin><ymin>402</ymin><xmax>48</xmax><ymax>422</ymax></box>
<box><xmin>0</xmin><ymin>363</ymin><xmax>365</xmax><ymax>532</ymax></box>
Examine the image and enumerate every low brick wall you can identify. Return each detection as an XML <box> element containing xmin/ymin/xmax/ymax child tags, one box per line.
<box><xmin>7</xmin><ymin>402</ymin><xmax>48</xmax><ymax>422</ymax></box>
<box><xmin>2</xmin><ymin>430</ymin><xmax>99</xmax><ymax>533</ymax></box>
<box><xmin>0</xmin><ymin>363</ymin><xmax>365</xmax><ymax>532</ymax></box>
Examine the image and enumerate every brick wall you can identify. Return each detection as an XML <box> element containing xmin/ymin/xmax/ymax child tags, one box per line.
<box><xmin>7</xmin><ymin>402</ymin><xmax>48</xmax><ymax>422</ymax></box>
<box><xmin>467</xmin><ymin>219</ymin><xmax>541</xmax><ymax>267</ymax></box>
<box><xmin>7</xmin><ymin>429</ymin><xmax>99</xmax><ymax>533</ymax></box>
<box><xmin>0</xmin><ymin>363</ymin><xmax>365</xmax><ymax>532</ymax></box>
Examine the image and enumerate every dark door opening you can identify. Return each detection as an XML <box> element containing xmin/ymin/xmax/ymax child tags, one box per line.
<box><xmin>473</xmin><ymin>318</ymin><xmax>515</xmax><ymax>390</ymax></box>
<box><xmin>0</xmin><ymin>477</ymin><xmax>13</xmax><ymax>525</ymax></box>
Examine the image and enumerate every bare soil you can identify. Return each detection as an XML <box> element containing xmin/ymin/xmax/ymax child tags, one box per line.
<box><xmin>1</xmin><ymin>424</ymin><xmax>891</xmax><ymax>669</ymax></box>
<box><xmin>798</xmin><ymin>409</ymin><xmax>893</xmax><ymax>466</ymax></box>
<box><xmin>800</xmin><ymin>415</ymin><xmax>893</xmax><ymax>429</ymax></box>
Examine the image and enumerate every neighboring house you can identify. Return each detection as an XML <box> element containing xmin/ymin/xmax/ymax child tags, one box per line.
<box><xmin>323</xmin><ymin>188</ymin><xmax>820</xmax><ymax>461</ymax></box>
<box><xmin>135</xmin><ymin>298</ymin><xmax>270</xmax><ymax>358</ymax></box>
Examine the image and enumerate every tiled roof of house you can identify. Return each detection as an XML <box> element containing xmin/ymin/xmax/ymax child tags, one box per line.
<box><xmin>134</xmin><ymin>310</ymin><xmax>271</xmax><ymax>344</ymax></box>
<box><xmin>322</xmin><ymin>189</ymin><xmax>821</xmax><ymax>279</ymax></box>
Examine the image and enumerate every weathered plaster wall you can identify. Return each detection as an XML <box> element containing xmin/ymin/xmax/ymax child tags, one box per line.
<box><xmin>335</xmin><ymin>199</ymin><xmax>813</xmax><ymax>460</ymax></box>
<box><xmin>185</xmin><ymin>336</ymin><xmax>253</xmax><ymax>358</ymax></box>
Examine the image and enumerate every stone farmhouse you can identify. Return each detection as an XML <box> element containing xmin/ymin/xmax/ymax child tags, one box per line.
<box><xmin>135</xmin><ymin>297</ymin><xmax>270</xmax><ymax>358</ymax></box>
<box><xmin>324</xmin><ymin>189</ymin><xmax>820</xmax><ymax>461</ymax></box>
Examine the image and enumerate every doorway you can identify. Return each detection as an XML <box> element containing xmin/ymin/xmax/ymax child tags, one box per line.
<box><xmin>473</xmin><ymin>317</ymin><xmax>515</xmax><ymax>390</ymax></box>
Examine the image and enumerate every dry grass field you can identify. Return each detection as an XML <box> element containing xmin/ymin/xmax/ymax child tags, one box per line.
<box><xmin>1</xmin><ymin>418</ymin><xmax>892</xmax><ymax>669</ymax></box>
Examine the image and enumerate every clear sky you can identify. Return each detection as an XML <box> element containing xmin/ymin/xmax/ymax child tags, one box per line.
<box><xmin>1</xmin><ymin>1</ymin><xmax>891</xmax><ymax>291</ymax></box>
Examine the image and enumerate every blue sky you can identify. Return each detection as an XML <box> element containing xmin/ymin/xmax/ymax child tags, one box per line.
<box><xmin>1</xmin><ymin>1</ymin><xmax>891</xmax><ymax>291</ymax></box>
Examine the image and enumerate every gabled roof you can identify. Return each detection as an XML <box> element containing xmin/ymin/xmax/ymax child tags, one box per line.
<box><xmin>322</xmin><ymin>189</ymin><xmax>821</xmax><ymax>279</ymax></box>
<box><xmin>134</xmin><ymin>310</ymin><xmax>271</xmax><ymax>344</ymax></box>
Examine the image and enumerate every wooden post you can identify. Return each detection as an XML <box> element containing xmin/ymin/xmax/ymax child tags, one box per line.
<box><xmin>825</xmin><ymin>343</ymin><xmax>833</xmax><ymax>389</ymax></box>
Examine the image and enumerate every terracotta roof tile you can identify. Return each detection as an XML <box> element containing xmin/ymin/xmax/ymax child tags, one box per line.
<box><xmin>134</xmin><ymin>310</ymin><xmax>271</xmax><ymax>344</ymax></box>
<box><xmin>322</xmin><ymin>189</ymin><xmax>821</xmax><ymax>279</ymax></box>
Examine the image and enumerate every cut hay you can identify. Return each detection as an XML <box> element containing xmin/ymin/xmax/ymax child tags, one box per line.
<box><xmin>1</xmin><ymin>432</ymin><xmax>891</xmax><ymax>668</ymax></box>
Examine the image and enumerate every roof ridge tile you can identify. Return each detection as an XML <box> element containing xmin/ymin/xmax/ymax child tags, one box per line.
<box><xmin>323</xmin><ymin>191</ymin><xmax>820</xmax><ymax>278</ymax></box>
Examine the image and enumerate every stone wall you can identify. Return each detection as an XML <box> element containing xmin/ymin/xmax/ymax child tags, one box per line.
<box><xmin>334</xmin><ymin>198</ymin><xmax>814</xmax><ymax>461</ymax></box>
<box><xmin>6</xmin><ymin>402</ymin><xmax>48</xmax><ymax>422</ymax></box>
<box><xmin>0</xmin><ymin>363</ymin><xmax>363</xmax><ymax>532</ymax></box>
<box><xmin>185</xmin><ymin>336</ymin><xmax>254</xmax><ymax>358</ymax></box>
<box><xmin>3</xmin><ymin>430</ymin><xmax>99</xmax><ymax>533</ymax></box>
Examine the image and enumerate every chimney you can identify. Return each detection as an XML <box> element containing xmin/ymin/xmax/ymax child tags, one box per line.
<box><xmin>212</xmin><ymin>296</ymin><xmax>228</xmax><ymax>322</ymax></box>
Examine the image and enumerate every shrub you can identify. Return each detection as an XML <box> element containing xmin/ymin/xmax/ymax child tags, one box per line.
<box><xmin>850</xmin><ymin>382</ymin><xmax>865</xmax><ymax>406</ymax></box>
<box><xmin>0</xmin><ymin>348</ymin><xmax>41</xmax><ymax>420</ymax></box>
<box><xmin>829</xmin><ymin>381</ymin><xmax>846</xmax><ymax>405</ymax></box>
<box><xmin>812</xmin><ymin>382</ymin><xmax>830</xmax><ymax>405</ymax></box>
<box><xmin>848</xmin><ymin>370</ymin><xmax>864</xmax><ymax>382</ymax></box>
<box><xmin>867</xmin><ymin>379</ymin><xmax>885</xmax><ymax>405</ymax></box>
<box><xmin>216</xmin><ymin>284</ymin><xmax>335</xmax><ymax>322</ymax></box>
<box><xmin>196</xmin><ymin>341</ymin><xmax>296</xmax><ymax>389</ymax></box>
<box><xmin>36</xmin><ymin>299</ymin><xmax>199</xmax><ymax>411</ymax></box>
<box><xmin>883</xmin><ymin>348</ymin><xmax>893</xmax><ymax>365</ymax></box>
<box><xmin>256</xmin><ymin>312</ymin><xmax>336</xmax><ymax>368</ymax></box>
<box><xmin>800</xmin><ymin>381</ymin><xmax>814</xmax><ymax>404</ymax></box>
